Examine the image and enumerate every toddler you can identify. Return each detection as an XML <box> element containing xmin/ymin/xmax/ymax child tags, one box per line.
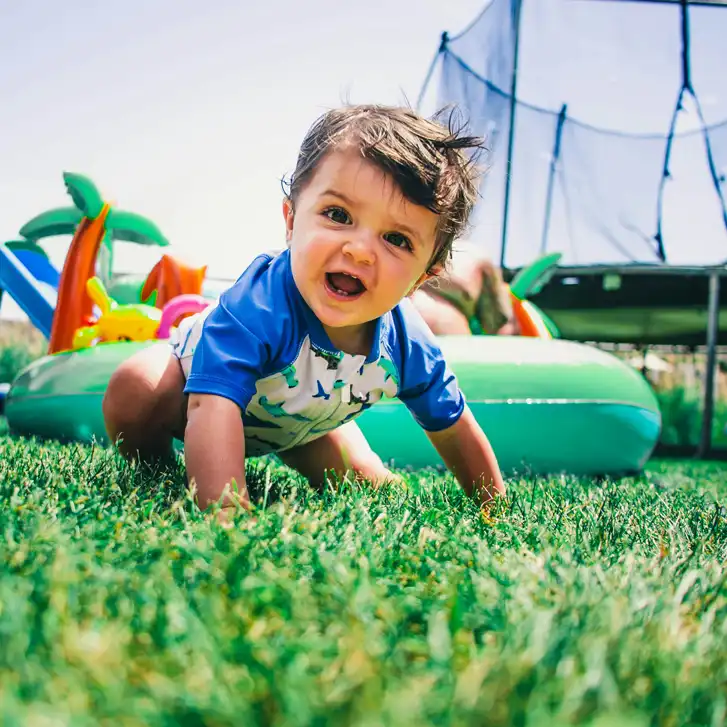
<box><xmin>102</xmin><ymin>105</ymin><xmax>506</xmax><ymax>516</ymax></box>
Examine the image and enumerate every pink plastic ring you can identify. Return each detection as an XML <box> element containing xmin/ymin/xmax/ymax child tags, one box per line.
<box><xmin>157</xmin><ymin>294</ymin><xmax>210</xmax><ymax>339</ymax></box>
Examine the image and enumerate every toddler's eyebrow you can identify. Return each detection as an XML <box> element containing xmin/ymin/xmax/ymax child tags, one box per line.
<box><xmin>320</xmin><ymin>189</ymin><xmax>354</xmax><ymax>206</ymax></box>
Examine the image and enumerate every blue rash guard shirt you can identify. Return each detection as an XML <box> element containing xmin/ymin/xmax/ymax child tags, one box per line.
<box><xmin>171</xmin><ymin>249</ymin><xmax>464</xmax><ymax>456</ymax></box>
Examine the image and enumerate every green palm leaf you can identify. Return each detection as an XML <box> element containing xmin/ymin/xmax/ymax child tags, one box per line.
<box><xmin>19</xmin><ymin>207</ymin><xmax>83</xmax><ymax>240</ymax></box>
<box><xmin>63</xmin><ymin>172</ymin><xmax>104</xmax><ymax>218</ymax></box>
<box><xmin>105</xmin><ymin>209</ymin><xmax>169</xmax><ymax>246</ymax></box>
<box><xmin>509</xmin><ymin>252</ymin><xmax>562</xmax><ymax>300</ymax></box>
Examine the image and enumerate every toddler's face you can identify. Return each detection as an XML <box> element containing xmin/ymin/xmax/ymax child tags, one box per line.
<box><xmin>284</xmin><ymin>148</ymin><xmax>440</xmax><ymax>352</ymax></box>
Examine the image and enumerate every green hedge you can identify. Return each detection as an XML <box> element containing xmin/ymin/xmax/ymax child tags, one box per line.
<box><xmin>655</xmin><ymin>386</ymin><xmax>727</xmax><ymax>448</ymax></box>
<box><xmin>0</xmin><ymin>343</ymin><xmax>38</xmax><ymax>384</ymax></box>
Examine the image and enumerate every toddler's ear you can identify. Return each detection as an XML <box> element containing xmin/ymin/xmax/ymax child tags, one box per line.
<box><xmin>282</xmin><ymin>199</ymin><xmax>294</xmax><ymax>242</ymax></box>
<box><xmin>408</xmin><ymin>264</ymin><xmax>443</xmax><ymax>296</ymax></box>
<box><xmin>426</xmin><ymin>263</ymin><xmax>444</xmax><ymax>279</ymax></box>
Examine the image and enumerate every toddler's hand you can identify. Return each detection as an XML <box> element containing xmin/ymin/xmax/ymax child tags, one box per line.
<box><xmin>213</xmin><ymin>503</ymin><xmax>255</xmax><ymax>529</ymax></box>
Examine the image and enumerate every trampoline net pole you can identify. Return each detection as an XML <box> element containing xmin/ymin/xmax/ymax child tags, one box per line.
<box><xmin>698</xmin><ymin>270</ymin><xmax>720</xmax><ymax>458</ymax></box>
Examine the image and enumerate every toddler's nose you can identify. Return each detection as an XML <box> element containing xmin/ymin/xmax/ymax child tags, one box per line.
<box><xmin>343</xmin><ymin>231</ymin><xmax>376</xmax><ymax>265</ymax></box>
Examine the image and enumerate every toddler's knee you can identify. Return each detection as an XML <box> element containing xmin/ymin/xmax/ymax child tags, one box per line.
<box><xmin>103</xmin><ymin>348</ymin><xmax>186</xmax><ymax>461</ymax></box>
<box><xmin>103</xmin><ymin>359</ymin><xmax>156</xmax><ymax>439</ymax></box>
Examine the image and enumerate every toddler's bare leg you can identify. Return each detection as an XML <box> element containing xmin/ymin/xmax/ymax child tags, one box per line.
<box><xmin>473</xmin><ymin>258</ymin><xmax>517</xmax><ymax>335</ymax></box>
<box><xmin>409</xmin><ymin>289</ymin><xmax>473</xmax><ymax>336</ymax></box>
<box><xmin>277</xmin><ymin>420</ymin><xmax>398</xmax><ymax>489</ymax></box>
<box><xmin>102</xmin><ymin>343</ymin><xmax>188</xmax><ymax>462</ymax></box>
<box><xmin>416</xmin><ymin>252</ymin><xmax>518</xmax><ymax>336</ymax></box>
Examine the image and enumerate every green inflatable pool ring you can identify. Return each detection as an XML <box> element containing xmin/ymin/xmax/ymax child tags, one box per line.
<box><xmin>4</xmin><ymin>336</ymin><xmax>660</xmax><ymax>476</ymax></box>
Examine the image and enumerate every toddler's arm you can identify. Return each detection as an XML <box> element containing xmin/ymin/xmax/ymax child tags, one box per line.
<box><xmin>426</xmin><ymin>405</ymin><xmax>506</xmax><ymax>510</ymax></box>
<box><xmin>185</xmin><ymin>393</ymin><xmax>249</xmax><ymax>513</ymax></box>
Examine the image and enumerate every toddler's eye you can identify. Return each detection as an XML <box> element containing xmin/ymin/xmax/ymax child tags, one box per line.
<box><xmin>323</xmin><ymin>207</ymin><xmax>351</xmax><ymax>224</ymax></box>
<box><xmin>384</xmin><ymin>232</ymin><xmax>412</xmax><ymax>251</ymax></box>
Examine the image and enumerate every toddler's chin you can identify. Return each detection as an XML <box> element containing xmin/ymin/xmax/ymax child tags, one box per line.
<box><xmin>316</xmin><ymin>310</ymin><xmax>362</xmax><ymax>330</ymax></box>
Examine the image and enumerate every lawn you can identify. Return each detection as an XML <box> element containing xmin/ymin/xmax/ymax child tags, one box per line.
<box><xmin>0</xmin><ymin>433</ymin><xmax>725</xmax><ymax>726</ymax></box>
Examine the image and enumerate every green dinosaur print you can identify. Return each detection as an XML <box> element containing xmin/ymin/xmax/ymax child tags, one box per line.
<box><xmin>342</xmin><ymin>405</ymin><xmax>371</xmax><ymax>423</ymax></box>
<box><xmin>333</xmin><ymin>380</ymin><xmax>346</xmax><ymax>389</ymax></box>
<box><xmin>309</xmin><ymin>427</ymin><xmax>337</xmax><ymax>437</ymax></box>
<box><xmin>245</xmin><ymin>433</ymin><xmax>279</xmax><ymax>450</ymax></box>
<box><xmin>342</xmin><ymin>391</ymin><xmax>373</xmax><ymax>423</ymax></box>
<box><xmin>312</xmin><ymin>345</ymin><xmax>343</xmax><ymax>370</ymax></box>
<box><xmin>242</xmin><ymin>412</ymin><xmax>282</xmax><ymax>430</ymax></box>
<box><xmin>280</xmin><ymin>364</ymin><xmax>298</xmax><ymax>388</ymax></box>
<box><xmin>259</xmin><ymin>396</ymin><xmax>312</xmax><ymax>422</ymax></box>
<box><xmin>350</xmin><ymin>391</ymin><xmax>371</xmax><ymax>407</ymax></box>
<box><xmin>377</xmin><ymin>358</ymin><xmax>399</xmax><ymax>386</ymax></box>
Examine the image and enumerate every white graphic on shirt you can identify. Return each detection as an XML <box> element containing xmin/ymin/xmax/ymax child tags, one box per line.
<box><xmin>243</xmin><ymin>336</ymin><xmax>399</xmax><ymax>455</ymax></box>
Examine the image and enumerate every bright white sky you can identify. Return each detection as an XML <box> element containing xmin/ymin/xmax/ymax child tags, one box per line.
<box><xmin>0</xmin><ymin>0</ymin><xmax>484</xmax><ymax>322</ymax></box>
<box><xmin>2</xmin><ymin>1</ymin><xmax>726</xmax><ymax>324</ymax></box>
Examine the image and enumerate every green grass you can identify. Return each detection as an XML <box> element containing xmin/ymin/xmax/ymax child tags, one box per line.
<box><xmin>0</xmin><ymin>436</ymin><xmax>726</xmax><ymax>726</ymax></box>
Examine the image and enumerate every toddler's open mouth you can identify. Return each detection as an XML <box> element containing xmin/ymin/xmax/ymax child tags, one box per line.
<box><xmin>325</xmin><ymin>272</ymin><xmax>367</xmax><ymax>299</ymax></box>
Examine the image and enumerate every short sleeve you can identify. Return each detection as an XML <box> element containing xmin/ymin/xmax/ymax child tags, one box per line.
<box><xmin>393</xmin><ymin>300</ymin><xmax>465</xmax><ymax>432</ymax></box>
<box><xmin>183</xmin><ymin>254</ymin><xmax>285</xmax><ymax>411</ymax></box>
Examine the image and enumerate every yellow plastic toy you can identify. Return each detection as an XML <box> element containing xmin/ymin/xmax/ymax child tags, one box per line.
<box><xmin>71</xmin><ymin>277</ymin><xmax>163</xmax><ymax>350</ymax></box>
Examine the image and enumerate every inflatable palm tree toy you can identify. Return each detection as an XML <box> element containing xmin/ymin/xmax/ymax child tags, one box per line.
<box><xmin>18</xmin><ymin>173</ymin><xmax>170</xmax><ymax>353</ymax></box>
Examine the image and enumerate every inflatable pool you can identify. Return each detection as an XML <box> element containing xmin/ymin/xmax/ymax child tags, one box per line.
<box><xmin>4</xmin><ymin>335</ymin><xmax>661</xmax><ymax>476</ymax></box>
